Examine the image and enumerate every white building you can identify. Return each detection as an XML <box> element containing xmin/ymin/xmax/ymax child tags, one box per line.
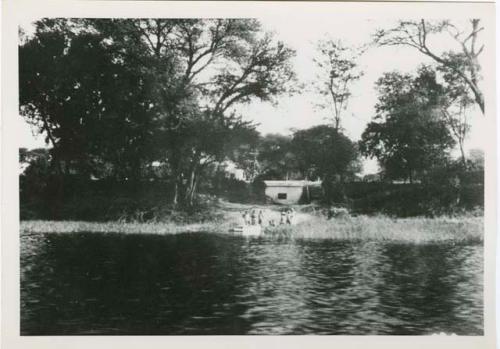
<box><xmin>263</xmin><ymin>180</ymin><xmax>322</xmax><ymax>204</ymax></box>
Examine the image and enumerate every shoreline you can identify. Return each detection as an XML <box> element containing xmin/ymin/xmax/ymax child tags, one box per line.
<box><xmin>20</xmin><ymin>214</ymin><xmax>483</xmax><ymax>244</ymax></box>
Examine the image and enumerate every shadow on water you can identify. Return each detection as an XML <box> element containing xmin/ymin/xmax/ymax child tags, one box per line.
<box><xmin>21</xmin><ymin>232</ymin><xmax>483</xmax><ymax>335</ymax></box>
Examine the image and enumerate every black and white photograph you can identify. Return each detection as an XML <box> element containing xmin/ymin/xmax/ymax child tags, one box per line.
<box><xmin>1</xmin><ymin>0</ymin><xmax>497</xmax><ymax>347</ymax></box>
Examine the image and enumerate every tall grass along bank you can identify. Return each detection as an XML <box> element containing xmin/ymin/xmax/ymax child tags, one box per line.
<box><xmin>268</xmin><ymin>215</ymin><xmax>482</xmax><ymax>244</ymax></box>
<box><xmin>21</xmin><ymin>215</ymin><xmax>482</xmax><ymax>244</ymax></box>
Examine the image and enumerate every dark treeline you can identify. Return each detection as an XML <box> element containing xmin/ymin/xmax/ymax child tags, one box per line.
<box><xmin>20</xmin><ymin>18</ymin><xmax>295</xmax><ymax>208</ymax></box>
<box><xmin>19</xmin><ymin>18</ymin><xmax>484</xmax><ymax>220</ymax></box>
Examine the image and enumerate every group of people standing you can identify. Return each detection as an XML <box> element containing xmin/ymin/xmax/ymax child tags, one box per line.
<box><xmin>279</xmin><ymin>208</ymin><xmax>295</xmax><ymax>225</ymax></box>
<box><xmin>241</xmin><ymin>208</ymin><xmax>295</xmax><ymax>227</ymax></box>
<box><xmin>242</xmin><ymin>209</ymin><xmax>264</xmax><ymax>226</ymax></box>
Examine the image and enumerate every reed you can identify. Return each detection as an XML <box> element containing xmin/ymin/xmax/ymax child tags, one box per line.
<box><xmin>266</xmin><ymin>215</ymin><xmax>483</xmax><ymax>243</ymax></box>
<box><xmin>21</xmin><ymin>214</ymin><xmax>483</xmax><ymax>244</ymax></box>
<box><xmin>20</xmin><ymin>219</ymin><xmax>235</xmax><ymax>235</ymax></box>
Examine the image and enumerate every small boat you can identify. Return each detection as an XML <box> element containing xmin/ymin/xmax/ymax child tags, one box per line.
<box><xmin>231</xmin><ymin>225</ymin><xmax>262</xmax><ymax>236</ymax></box>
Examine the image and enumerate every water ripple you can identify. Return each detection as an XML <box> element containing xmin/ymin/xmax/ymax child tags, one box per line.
<box><xmin>21</xmin><ymin>232</ymin><xmax>483</xmax><ymax>335</ymax></box>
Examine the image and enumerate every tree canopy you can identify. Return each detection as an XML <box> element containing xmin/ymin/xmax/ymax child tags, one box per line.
<box><xmin>291</xmin><ymin>125</ymin><xmax>360</xmax><ymax>182</ymax></box>
<box><xmin>360</xmin><ymin>66</ymin><xmax>456</xmax><ymax>183</ymax></box>
<box><xmin>19</xmin><ymin>18</ymin><xmax>297</xmax><ymax>206</ymax></box>
<box><xmin>255</xmin><ymin>134</ymin><xmax>298</xmax><ymax>180</ymax></box>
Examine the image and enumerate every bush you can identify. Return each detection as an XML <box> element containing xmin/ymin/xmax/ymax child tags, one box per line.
<box><xmin>340</xmin><ymin>181</ymin><xmax>483</xmax><ymax>217</ymax></box>
<box><xmin>317</xmin><ymin>160</ymin><xmax>483</xmax><ymax>217</ymax></box>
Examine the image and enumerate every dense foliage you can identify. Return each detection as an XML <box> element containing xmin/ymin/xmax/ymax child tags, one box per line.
<box><xmin>20</xmin><ymin>18</ymin><xmax>296</xmax><ymax>206</ymax></box>
<box><xmin>360</xmin><ymin>67</ymin><xmax>456</xmax><ymax>183</ymax></box>
<box><xmin>19</xmin><ymin>19</ymin><xmax>483</xmax><ymax>219</ymax></box>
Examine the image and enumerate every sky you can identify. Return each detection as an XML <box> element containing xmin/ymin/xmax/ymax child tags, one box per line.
<box><xmin>18</xmin><ymin>17</ymin><xmax>488</xmax><ymax>174</ymax></box>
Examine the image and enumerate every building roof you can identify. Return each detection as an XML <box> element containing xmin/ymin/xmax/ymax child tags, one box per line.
<box><xmin>263</xmin><ymin>180</ymin><xmax>322</xmax><ymax>187</ymax></box>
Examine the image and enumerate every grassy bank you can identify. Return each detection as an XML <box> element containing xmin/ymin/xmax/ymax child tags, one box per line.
<box><xmin>21</xmin><ymin>206</ymin><xmax>483</xmax><ymax>244</ymax></box>
<box><xmin>20</xmin><ymin>219</ymin><xmax>235</xmax><ymax>235</ymax></box>
<box><xmin>268</xmin><ymin>215</ymin><xmax>483</xmax><ymax>244</ymax></box>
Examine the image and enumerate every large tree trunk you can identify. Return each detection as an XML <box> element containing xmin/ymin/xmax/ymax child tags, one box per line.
<box><xmin>187</xmin><ymin>175</ymin><xmax>198</xmax><ymax>206</ymax></box>
<box><xmin>185</xmin><ymin>162</ymin><xmax>199</xmax><ymax>206</ymax></box>
<box><xmin>172</xmin><ymin>180</ymin><xmax>179</xmax><ymax>206</ymax></box>
<box><xmin>459</xmin><ymin>141</ymin><xmax>467</xmax><ymax>168</ymax></box>
<box><xmin>168</xmin><ymin>150</ymin><xmax>182</xmax><ymax>207</ymax></box>
<box><xmin>185</xmin><ymin>168</ymin><xmax>196</xmax><ymax>202</ymax></box>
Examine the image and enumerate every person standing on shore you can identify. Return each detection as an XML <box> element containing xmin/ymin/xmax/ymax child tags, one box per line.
<box><xmin>286</xmin><ymin>208</ymin><xmax>295</xmax><ymax>225</ymax></box>
<box><xmin>280</xmin><ymin>210</ymin><xmax>286</xmax><ymax>225</ymax></box>
<box><xmin>242</xmin><ymin>210</ymin><xmax>251</xmax><ymax>225</ymax></box>
<box><xmin>251</xmin><ymin>209</ymin><xmax>257</xmax><ymax>225</ymax></box>
<box><xmin>258</xmin><ymin>210</ymin><xmax>264</xmax><ymax>225</ymax></box>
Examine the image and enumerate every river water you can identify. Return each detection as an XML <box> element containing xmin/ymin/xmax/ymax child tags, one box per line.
<box><xmin>21</xmin><ymin>232</ymin><xmax>483</xmax><ymax>335</ymax></box>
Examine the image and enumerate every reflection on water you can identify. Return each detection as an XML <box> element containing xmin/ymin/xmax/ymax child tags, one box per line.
<box><xmin>21</xmin><ymin>232</ymin><xmax>483</xmax><ymax>335</ymax></box>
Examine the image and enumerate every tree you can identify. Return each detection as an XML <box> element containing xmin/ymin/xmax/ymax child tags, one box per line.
<box><xmin>20</xmin><ymin>19</ymin><xmax>296</xmax><ymax>206</ymax></box>
<box><xmin>468</xmin><ymin>149</ymin><xmax>484</xmax><ymax>170</ymax></box>
<box><xmin>19</xmin><ymin>19</ymin><xmax>156</xmax><ymax>180</ymax></box>
<box><xmin>373</xmin><ymin>19</ymin><xmax>485</xmax><ymax>113</ymax></box>
<box><xmin>291</xmin><ymin>125</ymin><xmax>359</xmax><ymax>181</ymax></box>
<box><xmin>177</xmin><ymin>112</ymin><xmax>259</xmax><ymax>205</ymax></box>
<box><xmin>19</xmin><ymin>148</ymin><xmax>53</xmax><ymax>205</ymax></box>
<box><xmin>360</xmin><ymin>67</ymin><xmax>456</xmax><ymax>183</ymax></box>
<box><xmin>438</xmin><ymin>62</ymin><xmax>475</xmax><ymax>166</ymax></box>
<box><xmin>93</xmin><ymin>19</ymin><xmax>296</xmax><ymax>205</ymax></box>
<box><xmin>256</xmin><ymin>134</ymin><xmax>298</xmax><ymax>180</ymax></box>
<box><xmin>291</xmin><ymin>125</ymin><xmax>360</xmax><ymax>203</ymax></box>
<box><xmin>313</xmin><ymin>39</ymin><xmax>363</xmax><ymax>130</ymax></box>
<box><xmin>222</xmin><ymin>124</ymin><xmax>260</xmax><ymax>182</ymax></box>
<box><xmin>19</xmin><ymin>148</ymin><xmax>52</xmax><ymax>178</ymax></box>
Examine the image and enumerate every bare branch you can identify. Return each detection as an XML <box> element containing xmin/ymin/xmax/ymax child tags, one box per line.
<box><xmin>374</xmin><ymin>19</ymin><xmax>484</xmax><ymax>113</ymax></box>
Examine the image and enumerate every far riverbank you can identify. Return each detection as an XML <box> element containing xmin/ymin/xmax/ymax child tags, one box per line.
<box><xmin>21</xmin><ymin>202</ymin><xmax>483</xmax><ymax>244</ymax></box>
